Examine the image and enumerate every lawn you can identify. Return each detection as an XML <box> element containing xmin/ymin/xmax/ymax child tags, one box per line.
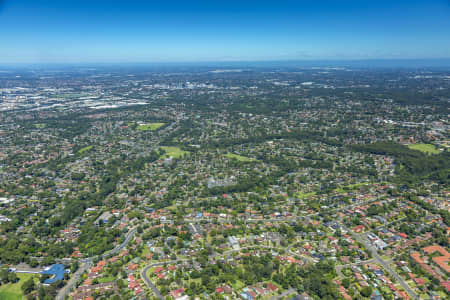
<box><xmin>408</xmin><ymin>143</ymin><xmax>441</xmax><ymax>154</ymax></box>
<box><xmin>34</xmin><ymin>123</ymin><xmax>46</xmax><ymax>128</ymax></box>
<box><xmin>341</xmin><ymin>268</ymin><xmax>353</xmax><ymax>277</ymax></box>
<box><xmin>141</xmin><ymin>247</ymin><xmax>150</xmax><ymax>257</ymax></box>
<box><xmin>224</xmin><ymin>153</ymin><xmax>255</xmax><ymax>162</ymax></box>
<box><xmin>136</xmin><ymin>123</ymin><xmax>165</xmax><ymax>131</ymax></box>
<box><xmin>231</xmin><ymin>279</ymin><xmax>245</xmax><ymax>290</ymax></box>
<box><xmin>186</xmin><ymin>278</ymin><xmax>202</xmax><ymax>285</ymax></box>
<box><xmin>334</xmin><ymin>182</ymin><xmax>370</xmax><ymax>194</ymax></box>
<box><xmin>296</xmin><ymin>191</ymin><xmax>316</xmax><ymax>198</ymax></box>
<box><xmin>146</xmin><ymin>267</ymin><xmax>155</xmax><ymax>279</ymax></box>
<box><xmin>160</xmin><ymin>146</ymin><xmax>189</xmax><ymax>159</ymax></box>
<box><xmin>0</xmin><ymin>273</ymin><xmax>37</xmax><ymax>300</ymax></box>
<box><xmin>77</xmin><ymin>145</ymin><xmax>93</xmax><ymax>154</ymax></box>
<box><xmin>97</xmin><ymin>276</ymin><xmax>115</xmax><ymax>283</ymax></box>
<box><xmin>344</xmin><ymin>182</ymin><xmax>370</xmax><ymax>190</ymax></box>
<box><xmin>407</xmin><ymin>280</ymin><xmax>416</xmax><ymax>288</ymax></box>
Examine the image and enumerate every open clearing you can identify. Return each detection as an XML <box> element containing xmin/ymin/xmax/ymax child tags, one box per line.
<box><xmin>224</xmin><ymin>153</ymin><xmax>255</xmax><ymax>162</ymax></box>
<box><xmin>77</xmin><ymin>145</ymin><xmax>94</xmax><ymax>154</ymax></box>
<box><xmin>136</xmin><ymin>123</ymin><xmax>165</xmax><ymax>131</ymax></box>
<box><xmin>161</xmin><ymin>146</ymin><xmax>189</xmax><ymax>159</ymax></box>
<box><xmin>296</xmin><ymin>191</ymin><xmax>316</xmax><ymax>198</ymax></box>
<box><xmin>334</xmin><ymin>182</ymin><xmax>371</xmax><ymax>193</ymax></box>
<box><xmin>408</xmin><ymin>143</ymin><xmax>441</xmax><ymax>154</ymax></box>
<box><xmin>97</xmin><ymin>276</ymin><xmax>115</xmax><ymax>283</ymax></box>
<box><xmin>0</xmin><ymin>273</ymin><xmax>36</xmax><ymax>300</ymax></box>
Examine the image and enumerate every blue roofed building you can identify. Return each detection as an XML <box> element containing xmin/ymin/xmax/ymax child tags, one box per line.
<box><xmin>41</xmin><ymin>264</ymin><xmax>65</xmax><ymax>284</ymax></box>
<box><xmin>240</xmin><ymin>292</ymin><xmax>253</xmax><ymax>300</ymax></box>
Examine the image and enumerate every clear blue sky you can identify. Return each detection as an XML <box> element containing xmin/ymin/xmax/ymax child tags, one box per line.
<box><xmin>0</xmin><ymin>0</ymin><xmax>449</xmax><ymax>63</ymax></box>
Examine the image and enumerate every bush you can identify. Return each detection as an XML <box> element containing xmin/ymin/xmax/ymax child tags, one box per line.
<box><xmin>21</xmin><ymin>277</ymin><xmax>35</xmax><ymax>294</ymax></box>
<box><xmin>360</xmin><ymin>286</ymin><xmax>372</xmax><ymax>297</ymax></box>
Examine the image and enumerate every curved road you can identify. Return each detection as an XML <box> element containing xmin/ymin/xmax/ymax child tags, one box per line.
<box><xmin>140</xmin><ymin>244</ymin><xmax>316</xmax><ymax>299</ymax></box>
<box><xmin>335</xmin><ymin>259</ymin><xmax>375</xmax><ymax>278</ymax></box>
<box><xmin>141</xmin><ymin>263</ymin><xmax>171</xmax><ymax>300</ymax></box>
<box><xmin>103</xmin><ymin>228</ymin><xmax>137</xmax><ymax>259</ymax></box>
<box><xmin>56</xmin><ymin>227</ymin><xmax>137</xmax><ymax>300</ymax></box>
<box><xmin>185</xmin><ymin>197</ymin><xmax>385</xmax><ymax>224</ymax></box>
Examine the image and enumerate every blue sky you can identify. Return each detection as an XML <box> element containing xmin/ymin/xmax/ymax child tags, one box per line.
<box><xmin>0</xmin><ymin>0</ymin><xmax>449</xmax><ymax>63</ymax></box>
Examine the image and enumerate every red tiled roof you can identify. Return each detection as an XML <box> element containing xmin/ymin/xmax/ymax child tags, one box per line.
<box><xmin>410</xmin><ymin>252</ymin><xmax>424</xmax><ymax>264</ymax></box>
<box><xmin>413</xmin><ymin>277</ymin><xmax>426</xmax><ymax>286</ymax></box>
<box><xmin>433</xmin><ymin>255</ymin><xmax>450</xmax><ymax>273</ymax></box>
<box><xmin>423</xmin><ymin>245</ymin><xmax>449</xmax><ymax>256</ymax></box>
<box><xmin>441</xmin><ymin>281</ymin><xmax>450</xmax><ymax>292</ymax></box>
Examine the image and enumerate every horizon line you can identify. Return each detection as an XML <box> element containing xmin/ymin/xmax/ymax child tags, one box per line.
<box><xmin>1</xmin><ymin>58</ymin><xmax>450</xmax><ymax>68</ymax></box>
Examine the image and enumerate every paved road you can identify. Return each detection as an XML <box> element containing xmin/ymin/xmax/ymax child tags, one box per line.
<box><xmin>270</xmin><ymin>288</ymin><xmax>295</xmax><ymax>300</ymax></box>
<box><xmin>372</xmin><ymin>217</ymin><xmax>406</xmax><ymax>232</ymax></box>
<box><xmin>335</xmin><ymin>259</ymin><xmax>375</xmax><ymax>278</ymax></box>
<box><xmin>186</xmin><ymin>197</ymin><xmax>385</xmax><ymax>224</ymax></box>
<box><xmin>141</xmin><ymin>262</ymin><xmax>174</xmax><ymax>300</ymax></box>
<box><xmin>56</xmin><ymin>260</ymin><xmax>92</xmax><ymax>300</ymax></box>
<box><xmin>10</xmin><ymin>264</ymin><xmax>43</xmax><ymax>274</ymax></box>
<box><xmin>102</xmin><ymin>228</ymin><xmax>137</xmax><ymax>259</ymax></box>
<box><xmin>217</xmin><ymin>244</ymin><xmax>316</xmax><ymax>264</ymax></box>
<box><xmin>140</xmin><ymin>244</ymin><xmax>316</xmax><ymax>299</ymax></box>
<box><xmin>350</xmin><ymin>231</ymin><xmax>419</xmax><ymax>300</ymax></box>
<box><xmin>56</xmin><ymin>227</ymin><xmax>137</xmax><ymax>300</ymax></box>
<box><xmin>262</xmin><ymin>245</ymin><xmax>317</xmax><ymax>264</ymax></box>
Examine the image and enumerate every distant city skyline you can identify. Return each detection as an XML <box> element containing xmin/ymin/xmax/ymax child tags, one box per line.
<box><xmin>0</xmin><ymin>0</ymin><xmax>449</xmax><ymax>63</ymax></box>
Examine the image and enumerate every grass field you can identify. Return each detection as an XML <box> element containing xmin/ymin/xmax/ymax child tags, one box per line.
<box><xmin>141</xmin><ymin>247</ymin><xmax>150</xmax><ymax>256</ymax></box>
<box><xmin>334</xmin><ymin>182</ymin><xmax>370</xmax><ymax>193</ymax></box>
<box><xmin>97</xmin><ymin>276</ymin><xmax>115</xmax><ymax>283</ymax></box>
<box><xmin>0</xmin><ymin>273</ymin><xmax>36</xmax><ymax>300</ymax></box>
<box><xmin>160</xmin><ymin>146</ymin><xmax>189</xmax><ymax>159</ymax></box>
<box><xmin>77</xmin><ymin>145</ymin><xmax>94</xmax><ymax>154</ymax></box>
<box><xmin>408</xmin><ymin>143</ymin><xmax>441</xmax><ymax>154</ymax></box>
<box><xmin>231</xmin><ymin>279</ymin><xmax>245</xmax><ymax>290</ymax></box>
<box><xmin>34</xmin><ymin>123</ymin><xmax>46</xmax><ymax>128</ymax></box>
<box><xmin>146</xmin><ymin>267</ymin><xmax>157</xmax><ymax>280</ymax></box>
<box><xmin>136</xmin><ymin>123</ymin><xmax>165</xmax><ymax>131</ymax></box>
<box><xmin>224</xmin><ymin>153</ymin><xmax>255</xmax><ymax>162</ymax></box>
<box><xmin>296</xmin><ymin>191</ymin><xmax>316</xmax><ymax>198</ymax></box>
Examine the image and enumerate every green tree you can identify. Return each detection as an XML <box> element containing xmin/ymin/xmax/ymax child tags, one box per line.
<box><xmin>21</xmin><ymin>277</ymin><xmax>36</xmax><ymax>294</ymax></box>
<box><xmin>342</xmin><ymin>278</ymin><xmax>350</xmax><ymax>289</ymax></box>
<box><xmin>29</xmin><ymin>259</ymin><xmax>39</xmax><ymax>268</ymax></box>
<box><xmin>360</xmin><ymin>286</ymin><xmax>372</xmax><ymax>297</ymax></box>
<box><xmin>7</xmin><ymin>272</ymin><xmax>18</xmax><ymax>283</ymax></box>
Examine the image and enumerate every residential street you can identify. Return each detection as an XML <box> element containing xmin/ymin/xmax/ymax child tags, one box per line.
<box><xmin>141</xmin><ymin>262</ymin><xmax>171</xmax><ymax>300</ymax></box>
<box><xmin>56</xmin><ymin>227</ymin><xmax>137</xmax><ymax>300</ymax></box>
<box><xmin>350</xmin><ymin>231</ymin><xmax>419</xmax><ymax>300</ymax></box>
<box><xmin>335</xmin><ymin>259</ymin><xmax>375</xmax><ymax>278</ymax></box>
<box><xmin>56</xmin><ymin>260</ymin><xmax>92</xmax><ymax>300</ymax></box>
